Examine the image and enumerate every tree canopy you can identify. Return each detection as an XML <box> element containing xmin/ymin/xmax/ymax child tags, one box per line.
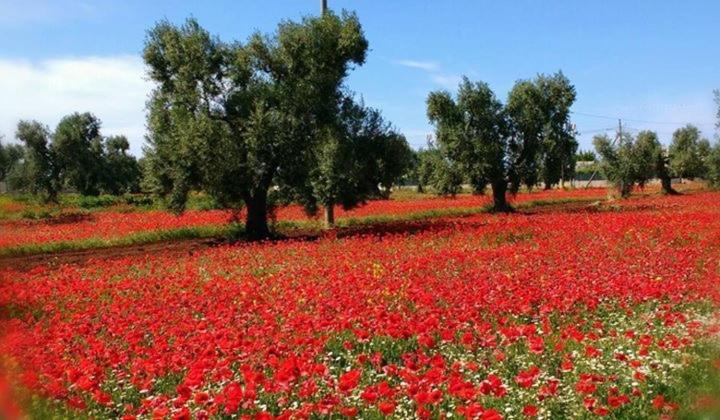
<box><xmin>593</xmin><ymin>129</ymin><xmax>675</xmax><ymax>197</ymax></box>
<box><xmin>15</xmin><ymin>121</ymin><xmax>58</xmax><ymax>201</ymax></box>
<box><xmin>427</xmin><ymin>77</ymin><xmax>510</xmax><ymax>209</ymax></box>
<box><xmin>143</xmin><ymin>12</ymin><xmax>411</xmax><ymax>238</ymax></box>
<box><xmin>425</xmin><ymin>73</ymin><xmax>578</xmax><ymax>209</ymax></box>
<box><xmin>668</xmin><ymin>125</ymin><xmax>710</xmax><ymax>179</ymax></box>
<box><xmin>505</xmin><ymin>72</ymin><xmax>577</xmax><ymax>191</ymax></box>
<box><xmin>12</xmin><ymin>115</ymin><xmax>140</xmax><ymax>200</ymax></box>
<box><xmin>576</xmin><ymin>149</ymin><xmax>597</xmax><ymax>162</ymax></box>
<box><xmin>53</xmin><ymin>112</ymin><xmax>105</xmax><ymax>196</ymax></box>
<box><xmin>0</xmin><ymin>137</ymin><xmax>25</xmax><ymax>183</ymax></box>
<box><xmin>297</xmin><ymin>98</ymin><xmax>412</xmax><ymax>226</ymax></box>
<box><xmin>634</xmin><ymin>130</ymin><xmax>675</xmax><ymax>194</ymax></box>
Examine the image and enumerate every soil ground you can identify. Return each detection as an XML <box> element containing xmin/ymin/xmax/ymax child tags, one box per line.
<box><xmin>0</xmin><ymin>199</ymin><xmax>635</xmax><ymax>272</ymax></box>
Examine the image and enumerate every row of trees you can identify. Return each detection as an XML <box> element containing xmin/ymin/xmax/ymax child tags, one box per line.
<box><xmin>594</xmin><ymin>123</ymin><xmax>720</xmax><ymax>197</ymax></box>
<box><xmin>3</xmin><ymin>10</ymin><xmax>720</xmax><ymax>239</ymax></box>
<box><xmin>141</xmin><ymin>13</ymin><xmax>412</xmax><ymax>238</ymax></box>
<box><xmin>405</xmin><ymin>72</ymin><xmax>578</xmax><ymax>210</ymax></box>
<box><xmin>0</xmin><ymin>138</ymin><xmax>24</xmax><ymax>185</ymax></box>
<box><xmin>0</xmin><ymin>113</ymin><xmax>140</xmax><ymax>199</ymax></box>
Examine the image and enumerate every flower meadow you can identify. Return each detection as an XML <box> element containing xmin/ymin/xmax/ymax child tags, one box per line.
<box><xmin>0</xmin><ymin>188</ymin><xmax>607</xmax><ymax>253</ymax></box>
<box><xmin>1</xmin><ymin>191</ymin><xmax>720</xmax><ymax>419</ymax></box>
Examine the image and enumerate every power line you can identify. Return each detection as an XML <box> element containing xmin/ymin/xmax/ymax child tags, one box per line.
<box><xmin>571</xmin><ymin>111</ymin><xmax>715</xmax><ymax>127</ymax></box>
<box><xmin>585</xmin><ymin>119</ymin><xmax>622</xmax><ymax>189</ymax></box>
<box><xmin>577</xmin><ymin>127</ymin><xmax>615</xmax><ymax>135</ymax></box>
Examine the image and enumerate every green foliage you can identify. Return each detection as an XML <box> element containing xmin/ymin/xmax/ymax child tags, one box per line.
<box><xmin>575</xmin><ymin>149</ymin><xmax>596</xmax><ymax>162</ymax></box>
<box><xmin>371</xmin><ymin>127</ymin><xmax>413</xmax><ymax>197</ymax></box>
<box><xmin>633</xmin><ymin>130</ymin><xmax>663</xmax><ymax>188</ymax></box>
<box><xmin>709</xmin><ymin>90</ymin><xmax>720</xmax><ymax>188</ymax></box>
<box><xmin>15</xmin><ymin>120</ymin><xmax>59</xmax><ymax>202</ymax></box>
<box><xmin>53</xmin><ymin>112</ymin><xmax>104</xmax><ymax>196</ymax></box>
<box><xmin>669</xmin><ymin>124</ymin><xmax>709</xmax><ymax>179</ymax></box>
<box><xmin>11</xmin><ymin>115</ymin><xmax>140</xmax><ymax>198</ymax></box>
<box><xmin>299</xmin><ymin>99</ymin><xmax>412</xmax><ymax>225</ymax></box>
<box><xmin>425</xmin><ymin>73</ymin><xmax>577</xmax><ymax>209</ymax></box>
<box><xmin>707</xmin><ymin>142</ymin><xmax>720</xmax><ymax>188</ymax></box>
<box><xmin>593</xmin><ymin>130</ymin><xmax>670</xmax><ymax>197</ymax></box>
<box><xmin>534</xmin><ymin>72</ymin><xmax>578</xmax><ymax>189</ymax></box>
<box><xmin>427</xmin><ymin>77</ymin><xmax>508</xmax><ymax>208</ymax></box>
<box><xmin>103</xmin><ymin>135</ymin><xmax>141</xmax><ymax>194</ymax></box>
<box><xmin>506</xmin><ymin>72</ymin><xmax>578</xmax><ymax>190</ymax></box>
<box><xmin>506</xmin><ymin>80</ymin><xmax>543</xmax><ymax>190</ymax></box>
<box><xmin>143</xmin><ymin>12</ymin><xmax>369</xmax><ymax>238</ymax></box>
<box><xmin>413</xmin><ymin>145</ymin><xmax>463</xmax><ymax>196</ymax></box>
<box><xmin>594</xmin><ymin>133</ymin><xmax>634</xmax><ymax>197</ymax></box>
<box><xmin>0</xmin><ymin>136</ymin><xmax>25</xmax><ymax>182</ymax></box>
<box><xmin>414</xmin><ymin>148</ymin><xmax>436</xmax><ymax>193</ymax></box>
<box><xmin>715</xmin><ymin>89</ymin><xmax>720</xmax><ymax>131</ymax></box>
<box><xmin>5</xmin><ymin>160</ymin><xmax>33</xmax><ymax>191</ymax></box>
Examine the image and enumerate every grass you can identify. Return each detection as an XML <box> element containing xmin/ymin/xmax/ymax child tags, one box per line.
<box><xmin>0</xmin><ymin>192</ymin><xmax>221</xmax><ymax>220</ymax></box>
<box><xmin>0</xmin><ymin>225</ymin><xmax>232</xmax><ymax>258</ymax></box>
<box><xmin>0</xmin><ymin>195</ymin><xmax>600</xmax><ymax>259</ymax></box>
<box><xmin>660</xmin><ymin>339</ymin><xmax>720</xmax><ymax>420</ymax></box>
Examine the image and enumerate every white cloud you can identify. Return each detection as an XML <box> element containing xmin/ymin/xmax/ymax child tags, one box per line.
<box><xmin>395</xmin><ymin>59</ymin><xmax>440</xmax><ymax>72</ymax></box>
<box><xmin>394</xmin><ymin>58</ymin><xmax>461</xmax><ymax>89</ymax></box>
<box><xmin>0</xmin><ymin>56</ymin><xmax>150</xmax><ymax>156</ymax></box>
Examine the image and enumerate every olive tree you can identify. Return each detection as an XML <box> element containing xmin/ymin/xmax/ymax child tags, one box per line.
<box><xmin>706</xmin><ymin>142</ymin><xmax>720</xmax><ymax>188</ymax></box>
<box><xmin>593</xmin><ymin>133</ymin><xmax>634</xmax><ymax>197</ymax></box>
<box><xmin>669</xmin><ymin>125</ymin><xmax>709</xmax><ymax>180</ymax></box>
<box><xmin>302</xmin><ymin>99</ymin><xmax>411</xmax><ymax>226</ymax></box>
<box><xmin>715</xmin><ymin>89</ymin><xmax>720</xmax><ymax>131</ymax></box>
<box><xmin>535</xmin><ymin>73</ymin><xmax>577</xmax><ymax>189</ymax></box>
<box><xmin>143</xmin><ymin>13</ymin><xmax>368</xmax><ymax>239</ymax></box>
<box><xmin>0</xmin><ymin>137</ymin><xmax>24</xmax><ymax>182</ymax></box>
<box><xmin>593</xmin><ymin>131</ymin><xmax>669</xmax><ymax>198</ymax></box>
<box><xmin>635</xmin><ymin>130</ymin><xmax>676</xmax><ymax>194</ymax></box>
<box><xmin>635</xmin><ymin>130</ymin><xmax>677</xmax><ymax>195</ymax></box>
<box><xmin>15</xmin><ymin>121</ymin><xmax>59</xmax><ymax>201</ymax></box>
<box><xmin>103</xmin><ymin>135</ymin><xmax>141</xmax><ymax>194</ymax></box>
<box><xmin>709</xmin><ymin>90</ymin><xmax>720</xmax><ymax>188</ymax></box>
<box><xmin>576</xmin><ymin>150</ymin><xmax>597</xmax><ymax>162</ymax></box>
<box><xmin>505</xmin><ymin>73</ymin><xmax>577</xmax><ymax>191</ymax></box>
<box><xmin>53</xmin><ymin>112</ymin><xmax>105</xmax><ymax>196</ymax></box>
<box><xmin>505</xmin><ymin>80</ymin><xmax>543</xmax><ymax>191</ymax></box>
<box><xmin>427</xmin><ymin>77</ymin><xmax>511</xmax><ymax>210</ymax></box>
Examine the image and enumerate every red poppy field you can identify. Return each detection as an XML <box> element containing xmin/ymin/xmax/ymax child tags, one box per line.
<box><xmin>1</xmin><ymin>190</ymin><xmax>720</xmax><ymax>419</ymax></box>
<box><xmin>0</xmin><ymin>188</ymin><xmax>606</xmax><ymax>255</ymax></box>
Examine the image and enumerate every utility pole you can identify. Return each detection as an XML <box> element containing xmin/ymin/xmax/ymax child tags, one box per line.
<box><xmin>584</xmin><ymin>118</ymin><xmax>623</xmax><ymax>189</ymax></box>
<box><xmin>321</xmin><ymin>0</ymin><xmax>327</xmax><ymax>14</ymax></box>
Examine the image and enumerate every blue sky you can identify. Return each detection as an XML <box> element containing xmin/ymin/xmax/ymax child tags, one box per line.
<box><xmin>1</xmin><ymin>0</ymin><xmax>718</xmax><ymax>155</ymax></box>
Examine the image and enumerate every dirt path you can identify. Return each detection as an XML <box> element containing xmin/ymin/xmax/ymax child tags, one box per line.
<box><xmin>0</xmin><ymin>238</ymin><xmax>217</xmax><ymax>272</ymax></box>
<box><xmin>0</xmin><ymin>199</ymin><xmax>629</xmax><ymax>272</ymax></box>
<box><xmin>0</xmin><ymin>217</ymin><xmax>461</xmax><ymax>272</ymax></box>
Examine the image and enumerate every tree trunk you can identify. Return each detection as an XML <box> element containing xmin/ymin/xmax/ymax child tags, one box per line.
<box><xmin>324</xmin><ymin>203</ymin><xmax>335</xmax><ymax>228</ymax></box>
<box><xmin>660</xmin><ymin>175</ymin><xmax>677</xmax><ymax>195</ymax></box>
<box><xmin>245</xmin><ymin>192</ymin><xmax>270</xmax><ymax>240</ymax></box>
<box><xmin>46</xmin><ymin>186</ymin><xmax>59</xmax><ymax>204</ymax></box>
<box><xmin>619</xmin><ymin>180</ymin><xmax>632</xmax><ymax>198</ymax></box>
<box><xmin>491</xmin><ymin>179</ymin><xmax>511</xmax><ymax>212</ymax></box>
